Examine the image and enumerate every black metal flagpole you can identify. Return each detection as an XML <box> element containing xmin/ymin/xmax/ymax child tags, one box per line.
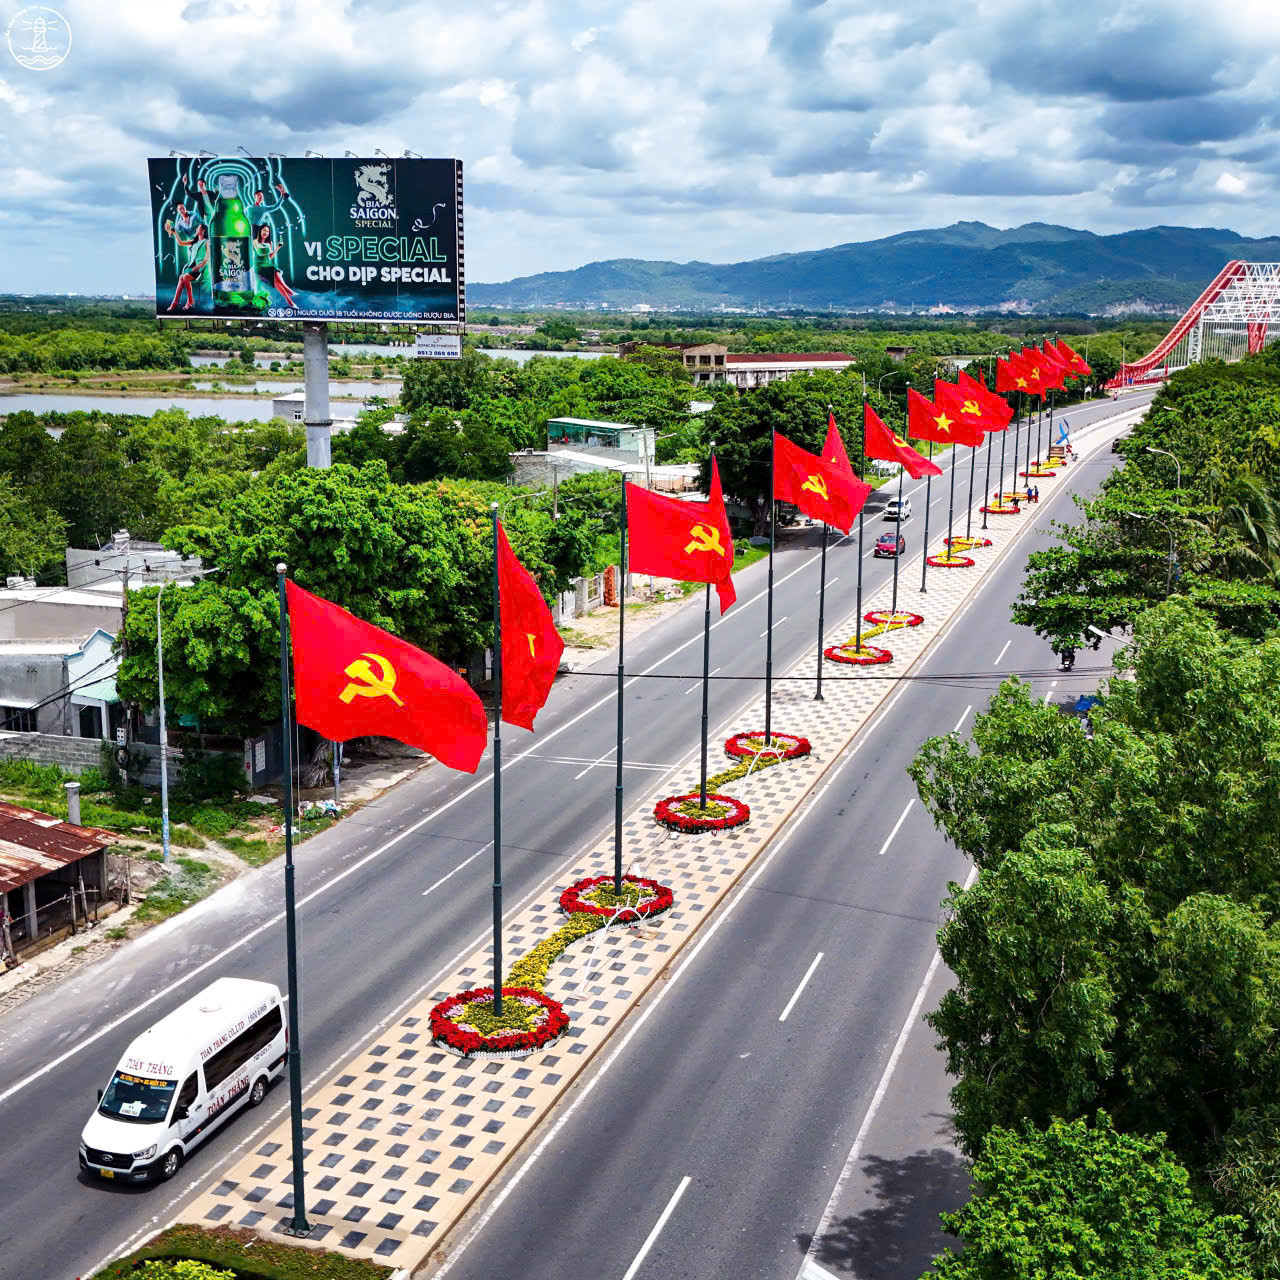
<box><xmin>854</xmin><ymin>399</ymin><xmax>867</xmax><ymax>653</ymax></box>
<box><xmin>276</xmin><ymin>564</ymin><xmax>311</xmax><ymax>1238</ymax></box>
<box><xmin>489</xmin><ymin>507</ymin><xmax>504</xmax><ymax>1015</ymax></box>
<box><xmin>965</xmin><ymin>439</ymin><xmax>977</xmax><ymax>539</ymax></box>
<box><xmin>890</xmin><ymin>458</ymin><xmax>906</xmax><ymax>616</ymax></box>
<box><xmin>764</xmin><ymin>432</ymin><xmax>776</xmax><ymax>745</ymax></box>
<box><xmin>920</xmin><ymin>438</ymin><xmax>934</xmax><ymax>593</ymax></box>
<box><xmin>1010</xmin><ymin>394</ymin><xmax>1022</xmax><ymax>509</ymax></box>
<box><xmin>815</xmin><ymin>523</ymin><xmax>829</xmax><ymax>700</ymax></box>
<box><xmin>614</xmin><ymin>477</ymin><xmax>627</xmax><ymax>894</ymax></box>
<box><xmin>699</xmin><ymin>580</ymin><xmax>712</xmax><ymax>803</ymax></box>
<box><xmin>945</xmin><ymin>437</ymin><xmax>958</xmax><ymax>555</ymax></box>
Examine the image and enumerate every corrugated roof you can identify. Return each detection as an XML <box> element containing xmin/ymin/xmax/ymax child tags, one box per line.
<box><xmin>0</xmin><ymin>802</ymin><xmax>115</xmax><ymax>895</ymax></box>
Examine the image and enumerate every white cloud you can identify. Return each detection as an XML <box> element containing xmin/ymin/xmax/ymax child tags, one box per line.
<box><xmin>1215</xmin><ymin>171</ymin><xmax>1248</xmax><ymax>195</ymax></box>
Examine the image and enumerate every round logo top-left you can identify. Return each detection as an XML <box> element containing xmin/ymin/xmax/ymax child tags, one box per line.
<box><xmin>7</xmin><ymin>6</ymin><xmax>72</xmax><ymax>70</ymax></box>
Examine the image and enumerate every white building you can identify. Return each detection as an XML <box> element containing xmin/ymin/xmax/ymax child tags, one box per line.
<box><xmin>718</xmin><ymin>352</ymin><xmax>853</xmax><ymax>389</ymax></box>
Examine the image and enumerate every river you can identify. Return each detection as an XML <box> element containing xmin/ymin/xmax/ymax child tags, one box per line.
<box><xmin>189</xmin><ymin>347</ymin><xmax>610</xmax><ymax>368</ymax></box>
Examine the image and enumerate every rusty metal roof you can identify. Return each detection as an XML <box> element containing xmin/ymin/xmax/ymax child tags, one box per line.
<box><xmin>0</xmin><ymin>802</ymin><xmax>115</xmax><ymax>895</ymax></box>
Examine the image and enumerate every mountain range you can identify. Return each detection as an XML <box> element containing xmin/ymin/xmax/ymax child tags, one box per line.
<box><xmin>470</xmin><ymin>222</ymin><xmax>1280</xmax><ymax>313</ymax></box>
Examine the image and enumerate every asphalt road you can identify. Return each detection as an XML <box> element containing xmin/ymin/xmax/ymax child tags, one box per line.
<box><xmin>426</xmin><ymin>424</ymin><xmax>1130</xmax><ymax>1280</ymax></box>
<box><xmin>0</xmin><ymin>391</ymin><xmax>1148</xmax><ymax>1280</ymax></box>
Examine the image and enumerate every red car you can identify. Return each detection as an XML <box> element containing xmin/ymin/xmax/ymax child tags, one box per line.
<box><xmin>874</xmin><ymin>531</ymin><xmax>906</xmax><ymax>558</ymax></box>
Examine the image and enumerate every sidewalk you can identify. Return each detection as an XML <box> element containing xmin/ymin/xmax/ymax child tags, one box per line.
<box><xmin>176</xmin><ymin>406</ymin><xmax>1147</xmax><ymax>1272</ymax></box>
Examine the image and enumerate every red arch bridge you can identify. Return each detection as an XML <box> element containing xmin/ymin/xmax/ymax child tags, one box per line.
<box><xmin>1106</xmin><ymin>260</ymin><xmax>1280</xmax><ymax>389</ymax></box>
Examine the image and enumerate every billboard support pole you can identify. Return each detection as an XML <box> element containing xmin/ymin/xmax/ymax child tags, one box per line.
<box><xmin>303</xmin><ymin>322</ymin><xmax>332</xmax><ymax>469</ymax></box>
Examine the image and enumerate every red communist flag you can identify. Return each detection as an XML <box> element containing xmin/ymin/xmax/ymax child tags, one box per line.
<box><xmin>627</xmin><ymin>456</ymin><xmax>736</xmax><ymax>613</ymax></box>
<box><xmin>1019</xmin><ymin>347</ymin><xmax>1048</xmax><ymax>396</ymax></box>
<box><xmin>864</xmin><ymin>402</ymin><xmax>941</xmax><ymax>479</ymax></box>
<box><xmin>496</xmin><ymin>520</ymin><xmax>564</xmax><ymax>732</ymax></box>
<box><xmin>994</xmin><ymin>352</ymin><xmax>1026</xmax><ymax>394</ymax></box>
<box><xmin>824</xmin><ymin>410</ymin><xmax>855</xmax><ymax>479</ymax></box>
<box><xmin>1055</xmin><ymin>338</ymin><xmax>1091</xmax><ymax>377</ymax></box>
<box><xmin>1037</xmin><ymin>342</ymin><xmax>1068</xmax><ymax>391</ymax></box>
<box><xmin>934</xmin><ymin>379</ymin><xmax>993</xmax><ymax>442</ymax></box>
<box><xmin>958</xmin><ymin>369</ymin><xmax>1011</xmax><ymax>430</ymax></box>
<box><xmin>908</xmin><ymin>387</ymin><xmax>983</xmax><ymax>447</ymax></box>
<box><xmin>773</xmin><ymin>431</ymin><xmax>870</xmax><ymax>535</ymax></box>
<box><xmin>285</xmin><ymin>581</ymin><xmax>488</xmax><ymax>774</ymax></box>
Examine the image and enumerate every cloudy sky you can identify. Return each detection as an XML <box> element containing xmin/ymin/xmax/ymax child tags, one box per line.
<box><xmin>1</xmin><ymin>0</ymin><xmax>1278</xmax><ymax>294</ymax></box>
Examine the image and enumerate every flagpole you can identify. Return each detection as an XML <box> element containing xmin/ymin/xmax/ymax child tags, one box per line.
<box><xmin>945</xmin><ymin>437</ymin><xmax>958</xmax><ymax>555</ymax></box>
<box><xmin>891</xmin><ymin>380</ymin><xmax>908</xmax><ymax>615</ymax></box>
<box><xmin>965</xmin><ymin>441</ymin><xmax>977</xmax><ymax>539</ymax></box>
<box><xmin>815</xmin><ymin>522</ymin><xmax>829</xmax><ymax>699</ymax></box>
<box><xmin>699</xmin><ymin>580</ymin><xmax>712</xmax><ymax>803</ymax></box>
<box><xmin>764</xmin><ymin>431</ymin><xmax>776</xmax><ymax>745</ymax></box>
<box><xmin>276</xmin><ymin>564</ymin><xmax>311</xmax><ymax>1239</ymax></box>
<box><xmin>854</xmin><ymin>397</ymin><xmax>867</xmax><ymax>655</ymax></box>
<box><xmin>1010</xmin><ymin>396</ymin><xmax>1022</xmax><ymax>508</ymax></box>
<box><xmin>1046</xmin><ymin>388</ymin><xmax>1055</xmax><ymax>470</ymax></box>
<box><xmin>920</xmin><ymin>438</ymin><xmax>933</xmax><ymax>593</ymax></box>
<box><xmin>614</xmin><ymin>477</ymin><xmax>627</xmax><ymax>895</ymax></box>
<box><xmin>982</xmin><ymin>431</ymin><xmax>993</xmax><ymax>530</ymax></box>
<box><xmin>489</xmin><ymin>507</ymin><xmax>504</xmax><ymax>1017</ymax></box>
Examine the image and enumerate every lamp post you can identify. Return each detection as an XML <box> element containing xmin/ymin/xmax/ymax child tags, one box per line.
<box><xmin>1144</xmin><ymin>445</ymin><xmax>1182</xmax><ymax>492</ymax></box>
<box><xmin>1127</xmin><ymin>512</ymin><xmax>1176</xmax><ymax>597</ymax></box>
<box><xmin>876</xmin><ymin>371</ymin><xmax>897</xmax><ymax>396</ymax></box>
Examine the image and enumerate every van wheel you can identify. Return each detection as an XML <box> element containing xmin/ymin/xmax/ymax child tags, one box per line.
<box><xmin>159</xmin><ymin>1147</ymin><xmax>183</xmax><ymax>1181</ymax></box>
<box><xmin>249</xmin><ymin>1076</ymin><xmax>268</xmax><ymax>1108</ymax></box>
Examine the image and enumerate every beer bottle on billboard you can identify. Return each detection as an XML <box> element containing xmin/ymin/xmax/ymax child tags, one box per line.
<box><xmin>210</xmin><ymin>174</ymin><xmax>254</xmax><ymax>311</ymax></box>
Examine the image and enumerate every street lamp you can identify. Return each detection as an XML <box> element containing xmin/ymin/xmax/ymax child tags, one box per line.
<box><xmin>1126</xmin><ymin>511</ymin><xmax>1176</xmax><ymax>597</ymax></box>
<box><xmin>1145</xmin><ymin>444</ymin><xmax>1182</xmax><ymax>492</ymax></box>
<box><xmin>876</xmin><ymin>371</ymin><xmax>897</xmax><ymax>396</ymax></box>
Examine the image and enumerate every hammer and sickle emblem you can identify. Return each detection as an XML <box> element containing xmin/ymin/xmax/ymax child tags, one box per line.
<box><xmin>891</xmin><ymin>431</ymin><xmax>909</xmax><ymax>449</ymax></box>
<box><xmin>685</xmin><ymin>522</ymin><xmax>727</xmax><ymax>557</ymax></box>
<box><xmin>340</xmin><ymin>652</ymin><xmax>404</xmax><ymax>706</ymax></box>
<box><xmin>962</xmin><ymin>399</ymin><xmax>982</xmax><ymax>416</ymax></box>
<box><xmin>527</xmin><ymin>633</ymin><xmax>537</xmax><ymax>657</ymax></box>
<box><xmin>801</xmin><ymin>473</ymin><xmax>829</xmax><ymax>501</ymax></box>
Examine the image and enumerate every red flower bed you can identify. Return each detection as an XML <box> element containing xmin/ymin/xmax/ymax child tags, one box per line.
<box><xmin>654</xmin><ymin>791</ymin><xmax>750</xmax><ymax>832</ymax></box>
<box><xmin>825</xmin><ymin>643</ymin><xmax>892</xmax><ymax>666</ymax></box>
<box><xmin>926</xmin><ymin>553</ymin><xmax>975</xmax><ymax>568</ymax></box>
<box><xmin>560</xmin><ymin>873</ymin><xmax>674</xmax><ymax>922</ymax></box>
<box><xmin>980</xmin><ymin>504</ymin><xmax>1021</xmax><ymax>515</ymax></box>
<box><xmin>943</xmin><ymin>536</ymin><xmax>992</xmax><ymax>549</ymax></box>
<box><xmin>864</xmin><ymin>609</ymin><xmax>924</xmax><ymax>628</ymax></box>
<box><xmin>724</xmin><ymin>731</ymin><xmax>812</xmax><ymax>761</ymax></box>
<box><xmin>430</xmin><ymin>986</ymin><xmax>568</xmax><ymax>1057</ymax></box>
<box><xmin>1020</xmin><ymin>469</ymin><xmax>1057</xmax><ymax>478</ymax></box>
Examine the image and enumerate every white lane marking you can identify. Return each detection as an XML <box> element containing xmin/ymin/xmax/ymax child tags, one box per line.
<box><xmin>760</xmin><ymin>616</ymin><xmax>788</xmax><ymax>638</ymax></box>
<box><xmin>572</xmin><ymin>735</ymin><xmax>628</xmax><ymax>781</ymax></box>
<box><xmin>620</xmin><ymin>1176</ymin><xmax>692</xmax><ymax>1280</ymax></box>
<box><xmin>816</xmin><ymin>577</ymin><xmax>839</xmax><ymax>595</ymax></box>
<box><xmin>876</xmin><ymin>801</ymin><xmax>914</xmax><ymax>858</ymax></box>
<box><xmin>778</xmin><ymin>952</ymin><xmax>824</xmax><ymax>1023</ymax></box>
<box><xmin>795</xmin><ymin>860</ymin><xmax>980</xmax><ymax>1279</ymax></box>
<box><xmin>1043</xmin><ymin>679</ymin><xmax>1058</xmax><ymax>705</ymax></box>
<box><xmin>992</xmin><ymin>638</ymin><xmax>1012</xmax><ymax>666</ymax></box>
<box><xmin>422</xmin><ymin>843</ymin><xmax>490</xmax><ymax>897</ymax></box>
<box><xmin>684</xmin><ymin>666</ymin><xmax>720</xmax><ymax>696</ymax></box>
<box><xmin>952</xmin><ymin>705</ymin><xmax>972</xmax><ymax>735</ymax></box>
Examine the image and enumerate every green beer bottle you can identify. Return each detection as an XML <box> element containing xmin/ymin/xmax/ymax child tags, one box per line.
<box><xmin>209</xmin><ymin>174</ymin><xmax>254</xmax><ymax>311</ymax></box>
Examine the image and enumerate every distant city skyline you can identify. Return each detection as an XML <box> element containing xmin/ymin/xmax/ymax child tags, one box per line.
<box><xmin>1</xmin><ymin>0</ymin><xmax>1277</xmax><ymax>295</ymax></box>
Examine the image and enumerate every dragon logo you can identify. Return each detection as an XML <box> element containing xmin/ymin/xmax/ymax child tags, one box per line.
<box><xmin>350</xmin><ymin>164</ymin><xmax>397</xmax><ymax>225</ymax></box>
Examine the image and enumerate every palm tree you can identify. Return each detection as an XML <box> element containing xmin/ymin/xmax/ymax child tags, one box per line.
<box><xmin>1186</xmin><ymin>473</ymin><xmax>1280</xmax><ymax>581</ymax></box>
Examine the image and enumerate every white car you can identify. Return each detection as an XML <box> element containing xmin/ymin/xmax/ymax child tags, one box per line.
<box><xmin>883</xmin><ymin>497</ymin><xmax>913</xmax><ymax>521</ymax></box>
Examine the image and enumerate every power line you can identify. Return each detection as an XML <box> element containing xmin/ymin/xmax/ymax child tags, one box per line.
<box><xmin>0</xmin><ymin>653</ymin><xmax>119</xmax><ymax>732</ymax></box>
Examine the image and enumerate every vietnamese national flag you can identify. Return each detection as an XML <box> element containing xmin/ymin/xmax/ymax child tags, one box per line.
<box><xmin>627</xmin><ymin>456</ymin><xmax>736</xmax><ymax>613</ymax></box>
<box><xmin>908</xmin><ymin>387</ymin><xmax>983</xmax><ymax>447</ymax></box>
<box><xmin>1019</xmin><ymin>347</ymin><xmax>1048</xmax><ymax>396</ymax></box>
<box><xmin>773</xmin><ymin>431</ymin><xmax>870</xmax><ymax>534</ymax></box>
<box><xmin>285</xmin><ymin>581</ymin><xmax>488</xmax><ymax>773</ymax></box>
<box><xmin>958</xmin><ymin>369</ymin><xmax>1011</xmax><ymax>430</ymax></box>
<box><xmin>1037</xmin><ymin>343</ymin><xmax>1069</xmax><ymax>391</ymax></box>
<box><xmin>933</xmin><ymin>379</ymin><xmax>992</xmax><ymax>443</ymax></box>
<box><xmin>496</xmin><ymin>520</ymin><xmax>564</xmax><ymax>732</ymax></box>
<box><xmin>995</xmin><ymin>352</ymin><xmax>1026</xmax><ymax>394</ymax></box>
<box><xmin>864</xmin><ymin>402</ymin><xmax>941</xmax><ymax>479</ymax></box>
<box><xmin>824</xmin><ymin>410</ymin><xmax>855</xmax><ymax>480</ymax></box>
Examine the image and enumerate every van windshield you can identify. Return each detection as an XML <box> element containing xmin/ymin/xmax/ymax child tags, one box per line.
<box><xmin>98</xmin><ymin>1071</ymin><xmax>176</xmax><ymax>1124</ymax></box>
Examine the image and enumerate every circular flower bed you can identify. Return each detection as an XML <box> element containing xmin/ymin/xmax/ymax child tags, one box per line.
<box><xmin>825</xmin><ymin>643</ymin><xmax>892</xmax><ymax>665</ymax></box>
<box><xmin>864</xmin><ymin>609</ymin><xmax>924</xmax><ymax>628</ymax></box>
<box><xmin>1020</xmin><ymin>468</ymin><xmax>1057</xmax><ymax>478</ymax></box>
<box><xmin>944</xmin><ymin>536</ymin><xmax>992</xmax><ymax>550</ymax></box>
<box><xmin>926</xmin><ymin>553</ymin><xmax>976</xmax><ymax>568</ymax></box>
<box><xmin>980</xmin><ymin>503</ymin><xmax>1021</xmax><ymax>515</ymax></box>
<box><xmin>560</xmin><ymin>873</ymin><xmax>674</xmax><ymax>922</ymax></box>
<box><xmin>724</xmin><ymin>731</ymin><xmax>812</xmax><ymax>761</ymax></box>
<box><xmin>654</xmin><ymin>791</ymin><xmax>750</xmax><ymax>832</ymax></box>
<box><xmin>431</xmin><ymin>985</ymin><xmax>569</xmax><ymax>1058</ymax></box>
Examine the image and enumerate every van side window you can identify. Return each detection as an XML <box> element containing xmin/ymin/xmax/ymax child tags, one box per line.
<box><xmin>203</xmin><ymin>1005</ymin><xmax>284</xmax><ymax>1089</ymax></box>
<box><xmin>176</xmin><ymin>1073</ymin><xmax>199</xmax><ymax>1110</ymax></box>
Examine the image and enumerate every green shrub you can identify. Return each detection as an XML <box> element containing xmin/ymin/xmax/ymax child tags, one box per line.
<box><xmin>176</xmin><ymin>751</ymin><xmax>244</xmax><ymax>802</ymax></box>
<box><xmin>135</xmin><ymin>858</ymin><xmax>218</xmax><ymax>923</ymax></box>
<box><xmin>133</xmin><ymin>1261</ymin><xmax>236</xmax><ymax>1279</ymax></box>
<box><xmin>0</xmin><ymin>756</ymin><xmax>67</xmax><ymax>797</ymax></box>
<box><xmin>189</xmin><ymin>806</ymin><xmax>234</xmax><ymax>839</ymax></box>
<box><xmin>79</xmin><ymin>765</ymin><xmax>110</xmax><ymax>794</ymax></box>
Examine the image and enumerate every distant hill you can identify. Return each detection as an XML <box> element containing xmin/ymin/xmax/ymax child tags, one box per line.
<box><xmin>470</xmin><ymin>222</ymin><xmax>1280</xmax><ymax>313</ymax></box>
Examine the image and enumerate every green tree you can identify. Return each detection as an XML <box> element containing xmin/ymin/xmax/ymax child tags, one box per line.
<box><xmin>0</xmin><ymin>475</ymin><xmax>66</xmax><ymax>579</ymax></box>
<box><xmin>927</xmin><ymin>1115</ymin><xmax>1249</xmax><ymax>1280</ymax></box>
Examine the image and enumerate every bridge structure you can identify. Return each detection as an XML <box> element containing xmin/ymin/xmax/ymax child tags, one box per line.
<box><xmin>1106</xmin><ymin>261</ymin><xmax>1280</xmax><ymax>389</ymax></box>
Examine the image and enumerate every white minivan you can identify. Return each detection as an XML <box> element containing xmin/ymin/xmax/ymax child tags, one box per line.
<box><xmin>80</xmin><ymin>977</ymin><xmax>286</xmax><ymax>1183</ymax></box>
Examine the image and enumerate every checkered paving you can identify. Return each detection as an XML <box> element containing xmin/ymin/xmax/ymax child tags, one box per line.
<box><xmin>182</xmin><ymin>414</ymin><xmax>1136</xmax><ymax>1269</ymax></box>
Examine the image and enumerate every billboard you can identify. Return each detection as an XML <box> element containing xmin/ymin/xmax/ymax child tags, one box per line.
<box><xmin>415</xmin><ymin>333</ymin><xmax>463</xmax><ymax>359</ymax></box>
<box><xmin>147</xmin><ymin>156</ymin><xmax>463</xmax><ymax>324</ymax></box>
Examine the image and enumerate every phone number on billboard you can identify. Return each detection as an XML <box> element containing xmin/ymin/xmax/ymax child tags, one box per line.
<box><xmin>267</xmin><ymin>309</ymin><xmax>458</xmax><ymax>320</ymax></box>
